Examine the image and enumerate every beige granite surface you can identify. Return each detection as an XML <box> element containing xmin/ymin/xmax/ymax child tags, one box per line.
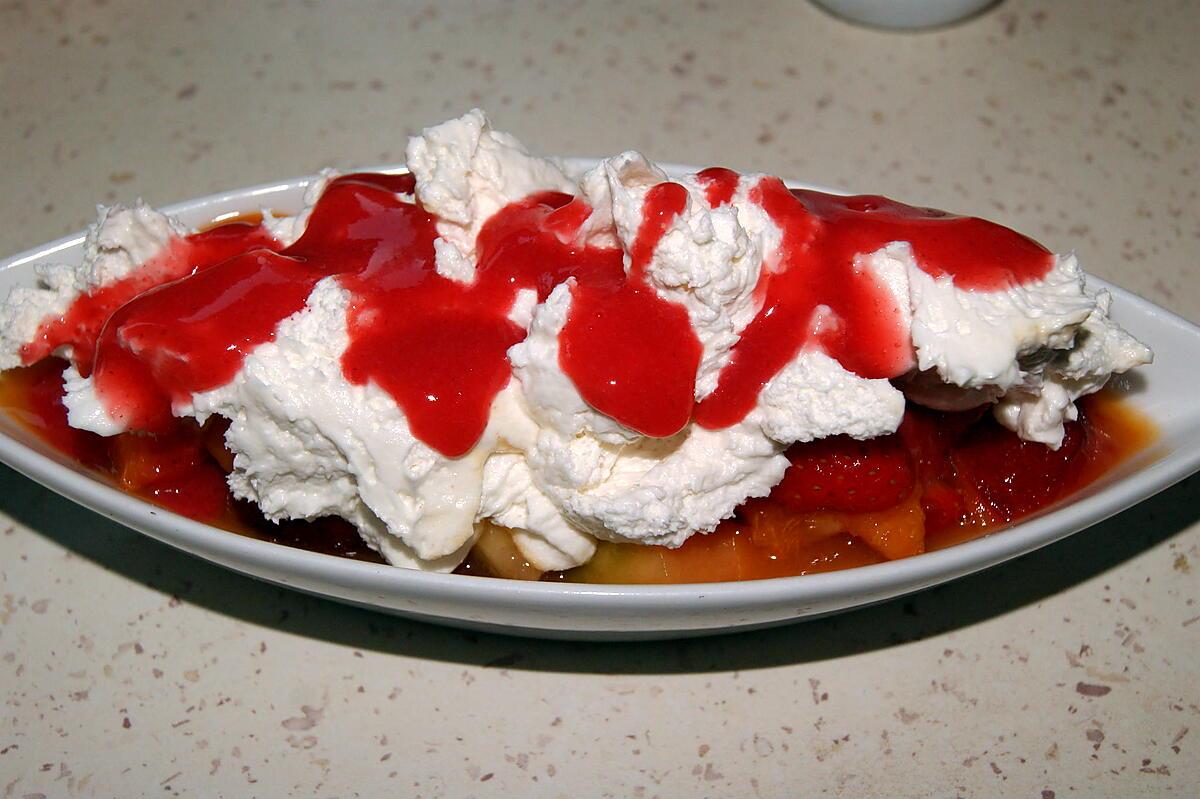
<box><xmin>0</xmin><ymin>0</ymin><xmax>1197</xmax><ymax>796</ymax></box>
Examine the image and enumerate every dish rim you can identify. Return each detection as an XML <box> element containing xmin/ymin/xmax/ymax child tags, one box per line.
<box><xmin>1</xmin><ymin>166</ymin><xmax>1198</xmax><ymax>608</ymax></box>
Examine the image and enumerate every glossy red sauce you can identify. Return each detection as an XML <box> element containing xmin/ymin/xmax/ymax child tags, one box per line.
<box><xmin>693</xmin><ymin>178</ymin><xmax>1053</xmax><ymax>428</ymax></box>
<box><xmin>28</xmin><ymin>175</ymin><xmax>705</xmax><ymax>454</ymax></box>
<box><xmin>1</xmin><ymin>357</ymin><xmax>110</xmax><ymax>469</ymax></box>
<box><xmin>20</xmin><ymin>221</ymin><xmax>278</xmax><ymax>373</ymax></box>
<box><xmin>794</xmin><ymin>189</ymin><xmax>1052</xmax><ymax>291</ymax></box>
<box><xmin>697</xmin><ymin>166</ymin><xmax>740</xmax><ymax>207</ymax></box>
<box><xmin>24</xmin><ymin>169</ymin><xmax>1054</xmax><ymax>455</ymax></box>
<box><xmin>559</xmin><ymin>182</ymin><xmax>701</xmax><ymax>437</ymax></box>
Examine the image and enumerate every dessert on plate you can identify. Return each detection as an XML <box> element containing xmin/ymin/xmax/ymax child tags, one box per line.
<box><xmin>0</xmin><ymin>110</ymin><xmax>1153</xmax><ymax>582</ymax></box>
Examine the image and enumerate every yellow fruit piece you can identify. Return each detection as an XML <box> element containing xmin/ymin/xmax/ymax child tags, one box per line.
<box><xmin>468</xmin><ymin>521</ymin><xmax>544</xmax><ymax>581</ymax></box>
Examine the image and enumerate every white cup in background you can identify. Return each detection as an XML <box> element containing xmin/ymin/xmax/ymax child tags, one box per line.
<box><xmin>811</xmin><ymin>0</ymin><xmax>999</xmax><ymax>30</ymax></box>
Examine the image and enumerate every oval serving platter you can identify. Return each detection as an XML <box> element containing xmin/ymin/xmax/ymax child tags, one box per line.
<box><xmin>2</xmin><ymin>164</ymin><xmax>1199</xmax><ymax>640</ymax></box>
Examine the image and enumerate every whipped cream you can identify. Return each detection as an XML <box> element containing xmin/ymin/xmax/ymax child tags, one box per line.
<box><xmin>0</xmin><ymin>109</ymin><xmax>1152</xmax><ymax>573</ymax></box>
<box><xmin>189</xmin><ymin>278</ymin><xmax>509</xmax><ymax>570</ymax></box>
<box><xmin>0</xmin><ymin>202</ymin><xmax>185</xmax><ymax>372</ymax></box>
<box><xmin>407</xmin><ymin>108</ymin><xmax>577</xmax><ymax>281</ymax></box>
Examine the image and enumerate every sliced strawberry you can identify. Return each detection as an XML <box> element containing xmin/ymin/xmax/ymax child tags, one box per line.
<box><xmin>898</xmin><ymin>404</ymin><xmax>984</xmax><ymax>481</ymax></box>
<box><xmin>1</xmin><ymin>359</ymin><xmax>110</xmax><ymax>467</ymax></box>
<box><xmin>146</xmin><ymin>466</ymin><xmax>230</xmax><ymax>521</ymax></box>
<box><xmin>111</xmin><ymin>421</ymin><xmax>221</xmax><ymax>488</ymax></box>
<box><xmin>952</xmin><ymin>415</ymin><xmax>1087</xmax><ymax>521</ymax></box>
<box><xmin>773</xmin><ymin>434</ymin><xmax>914</xmax><ymax>513</ymax></box>
<box><xmin>917</xmin><ymin>480</ymin><xmax>965</xmax><ymax>532</ymax></box>
<box><xmin>898</xmin><ymin>405</ymin><xmax>996</xmax><ymax>533</ymax></box>
<box><xmin>108</xmin><ymin>419</ymin><xmax>232</xmax><ymax>520</ymax></box>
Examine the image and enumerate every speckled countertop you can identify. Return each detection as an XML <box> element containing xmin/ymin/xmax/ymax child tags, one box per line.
<box><xmin>1</xmin><ymin>1</ymin><xmax>1197</xmax><ymax>796</ymax></box>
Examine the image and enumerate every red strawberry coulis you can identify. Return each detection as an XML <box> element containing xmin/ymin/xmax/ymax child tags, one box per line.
<box><xmin>558</xmin><ymin>182</ymin><xmax>701</xmax><ymax>437</ymax></box>
<box><xmin>692</xmin><ymin>174</ymin><xmax>1053</xmax><ymax>428</ymax></box>
<box><xmin>22</xmin><ymin>168</ymin><xmax>1051</xmax><ymax>457</ymax></box>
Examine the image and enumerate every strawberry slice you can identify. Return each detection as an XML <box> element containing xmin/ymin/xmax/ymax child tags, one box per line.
<box><xmin>773</xmin><ymin>434</ymin><xmax>914</xmax><ymax>513</ymax></box>
<box><xmin>897</xmin><ymin>405</ymin><xmax>989</xmax><ymax>532</ymax></box>
<box><xmin>898</xmin><ymin>404</ymin><xmax>984</xmax><ymax>481</ymax></box>
<box><xmin>952</xmin><ymin>415</ymin><xmax>1087</xmax><ymax>520</ymax></box>
<box><xmin>111</xmin><ymin>426</ymin><xmax>209</xmax><ymax>491</ymax></box>
<box><xmin>109</xmin><ymin>420</ymin><xmax>232</xmax><ymax>521</ymax></box>
<box><xmin>918</xmin><ymin>480</ymin><xmax>967</xmax><ymax>532</ymax></box>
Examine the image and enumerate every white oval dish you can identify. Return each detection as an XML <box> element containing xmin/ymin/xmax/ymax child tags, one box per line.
<box><xmin>1</xmin><ymin>166</ymin><xmax>1198</xmax><ymax>640</ymax></box>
